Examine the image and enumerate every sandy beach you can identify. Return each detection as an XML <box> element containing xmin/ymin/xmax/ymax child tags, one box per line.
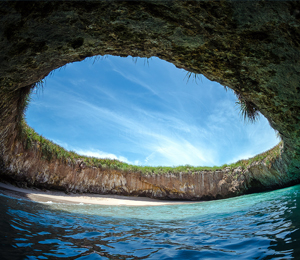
<box><xmin>0</xmin><ymin>182</ymin><xmax>199</xmax><ymax>206</ymax></box>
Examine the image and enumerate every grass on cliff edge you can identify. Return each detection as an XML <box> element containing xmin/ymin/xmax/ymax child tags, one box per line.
<box><xmin>19</xmin><ymin>79</ymin><xmax>280</xmax><ymax>175</ymax></box>
<box><xmin>20</xmin><ymin>120</ymin><xmax>282</xmax><ymax>175</ymax></box>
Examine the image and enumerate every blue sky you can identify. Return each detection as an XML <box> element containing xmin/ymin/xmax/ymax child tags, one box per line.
<box><xmin>26</xmin><ymin>55</ymin><xmax>279</xmax><ymax>167</ymax></box>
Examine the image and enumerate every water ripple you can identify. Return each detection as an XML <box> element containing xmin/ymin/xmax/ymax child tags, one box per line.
<box><xmin>0</xmin><ymin>185</ymin><xmax>300</xmax><ymax>259</ymax></box>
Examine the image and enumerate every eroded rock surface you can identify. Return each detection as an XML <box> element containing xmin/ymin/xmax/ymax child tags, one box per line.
<box><xmin>1</xmin><ymin>1</ymin><xmax>300</xmax><ymax>199</ymax></box>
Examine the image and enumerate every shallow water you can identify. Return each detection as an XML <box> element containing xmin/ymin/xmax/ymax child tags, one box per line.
<box><xmin>1</xmin><ymin>185</ymin><xmax>300</xmax><ymax>259</ymax></box>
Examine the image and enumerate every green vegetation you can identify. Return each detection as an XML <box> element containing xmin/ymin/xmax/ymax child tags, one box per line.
<box><xmin>224</xmin><ymin>143</ymin><xmax>282</xmax><ymax>170</ymax></box>
<box><xmin>234</xmin><ymin>90</ymin><xmax>260</xmax><ymax>123</ymax></box>
<box><xmin>185</xmin><ymin>72</ymin><xmax>260</xmax><ymax>123</ymax></box>
<box><xmin>19</xmin><ymin>78</ymin><xmax>280</xmax><ymax>175</ymax></box>
<box><xmin>185</xmin><ymin>71</ymin><xmax>202</xmax><ymax>84</ymax></box>
<box><xmin>20</xmin><ymin>118</ymin><xmax>281</xmax><ymax>175</ymax></box>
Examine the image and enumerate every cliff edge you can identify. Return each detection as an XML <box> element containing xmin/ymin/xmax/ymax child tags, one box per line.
<box><xmin>1</xmin><ymin>1</ymin><xmax>300</xmax><ymax>199</ymax></box>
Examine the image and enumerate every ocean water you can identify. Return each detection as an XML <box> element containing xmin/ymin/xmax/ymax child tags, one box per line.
<box><xmin>0</xmin><ymin>185</ymin><xmax>300</xmax><ymax>260</ymax></box>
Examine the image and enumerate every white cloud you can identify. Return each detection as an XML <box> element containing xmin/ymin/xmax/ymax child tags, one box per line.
<box><xmin>150</xmin><ymin>139</ymin><xmax>216</xmax><ymax>167</ymax></box>
<box><xmin>74</xmin><ymin>149</ymin><xmax>134</xmax><ymax>164</ymax></box>
<box><xmin>60</xmin><ymin>95</ymin><xmax>217</xmax><ymax>166</ymax></box>
<box><xmin>51</xmin><ymin>139</ymin><xmax>70</xmax><ymax>150</ymax></box>
<box><xmin>227</xmin><ymin>153</ymin><xmax>257</xmax><ymax>165</ymax></box>
<box><xmin>110</xmin><ymin>64</ymin><xmax>159</xmax><ymax>97</ymax></box>
<box><xmin>29</xmin><ymin>55</ymin><xmax>280</xmax><ymax>168</ymax></box>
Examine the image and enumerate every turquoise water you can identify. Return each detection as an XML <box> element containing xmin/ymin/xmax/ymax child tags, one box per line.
<box><xmin>1</xmin><ymin>185</ymin><xmax>300</xmax><ymax>259</ymax></box>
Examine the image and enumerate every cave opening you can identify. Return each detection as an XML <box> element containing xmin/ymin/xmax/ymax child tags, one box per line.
<box><xmin>0</xmin><ymin>0</ymin><xmax>299</xmax><ymax>202</ymax></box>
<box><xmin>24</xmin><ymin>55</ymin><xmax>280</xmax><ymax>168</ymax></box>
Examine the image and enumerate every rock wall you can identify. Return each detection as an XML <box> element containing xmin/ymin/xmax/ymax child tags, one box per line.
<box><xmin>1</xmin><ymin>140</ymin><xmax>299</xmax><ymax>200</ymax></box>
<box><xmin>1</xmin><ymin>1</ymin><xmax>300</xmax><ymax>199</ymax></box>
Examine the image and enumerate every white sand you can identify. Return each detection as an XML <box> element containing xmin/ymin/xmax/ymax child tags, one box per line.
<box><xmin>0</xmin><ymin>182</ymin><xmax>199</xmax><ymax>206</ymax></box>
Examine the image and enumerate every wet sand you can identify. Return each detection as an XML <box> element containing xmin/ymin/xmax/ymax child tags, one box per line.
<box><xmin>0</xmin><ymin>182</ymin><xmax>199</xmax><ymax>206</ymax></box>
